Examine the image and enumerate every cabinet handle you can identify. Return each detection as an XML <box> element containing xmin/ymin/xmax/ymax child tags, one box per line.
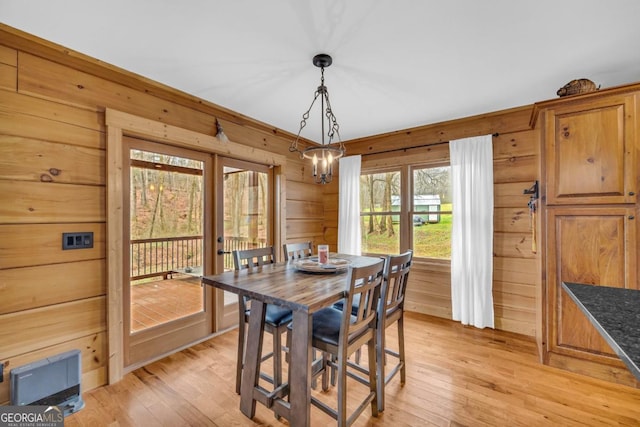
<box><xmin>629</xmin><ymin>191</ymin><xmax>635</xmax><ymax>196</ymax></box>
<box><xmin>629</xmin><ymin>215</ymin><xmax>635</xmax><ymax>220</ymax></box>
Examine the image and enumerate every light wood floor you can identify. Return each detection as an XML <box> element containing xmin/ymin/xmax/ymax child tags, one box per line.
<box><xmin>66</xmin><ymin>312</ymin><xmax>640</xmax><ymax>426</ymax></box>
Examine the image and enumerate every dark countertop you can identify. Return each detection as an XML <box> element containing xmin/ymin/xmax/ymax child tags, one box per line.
<box><xmin>562</xmin><ymin>282</ymin><xmax>640</xmax><ymax>381</ymax></box>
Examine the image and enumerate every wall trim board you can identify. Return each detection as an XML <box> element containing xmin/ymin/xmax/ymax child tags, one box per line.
<box><xmin>105</xmin><ymin>109</ymin><xmax>287</xmax><ymax>165</ymax></box>
<box><xmin>346</xmin><ymin>105</ymin><xmax>534</xmax><ymax>155</ymax></box>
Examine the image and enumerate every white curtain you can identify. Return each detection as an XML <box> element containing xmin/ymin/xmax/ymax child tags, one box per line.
<box><xmin>450</xmin><ymin>134</ymin><xmax>494</xmax><ymax>329</ymax></box>
<box><xmin>338</xmin><ymin>155</ymin><xmax>362</xmax><ymax>255</ymax></box>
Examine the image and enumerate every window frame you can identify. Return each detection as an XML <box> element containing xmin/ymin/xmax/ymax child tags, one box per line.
<box><xmin>360</xmin><ymin>159</ymin><xmax>452</xmax><ymax>264</ymax></box>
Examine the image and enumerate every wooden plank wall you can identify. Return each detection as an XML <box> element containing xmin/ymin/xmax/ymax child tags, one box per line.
<box><xmin>492</xmin><ymin>130</ymin><xmax>540</xmax><ymax>336</ymax></box>
<box><xmin>0</xmin><ymin>27</ymin><xmax>328</xmax><ymax>403</ymax></box>
<box><xmin>0</xmin><ymin>24</ymin><xmax>542</xmax><ymax>404</ymax></box>
<box><xmin>345</xmin><ymin>108</ymin><xmax>541</xmax><ymax>337</ymax></box>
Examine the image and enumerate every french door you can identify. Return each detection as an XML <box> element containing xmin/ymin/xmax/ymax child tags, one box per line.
<box><xmin>215</xmin><ymin>157</ymin><xmax>273</xmax><ymax>329</ymax></box>
<box><xmin>123</xmin><ymin>136</ymin><xmax>213</xmax><ymax>368</ymax></box>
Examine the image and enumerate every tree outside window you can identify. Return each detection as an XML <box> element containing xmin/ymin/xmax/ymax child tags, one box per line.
<box><xmin>360</xmin><ymin>171</ymin><xmax>400</xmax><ymax>255</ymax></box>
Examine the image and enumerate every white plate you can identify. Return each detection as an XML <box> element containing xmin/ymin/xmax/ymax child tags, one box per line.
<box><xmin>294</xmin><ymin>258</ymin><xmax>352</xmax><ymax>273</ymax></box>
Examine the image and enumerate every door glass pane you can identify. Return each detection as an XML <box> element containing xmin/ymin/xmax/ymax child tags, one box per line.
<box><xmin>222</xmin><ymin>166</ymin><xmax>269</xmax><ymax>304</ymax></box>
<box><xmin>129</xmin><ymin>149</ymin><xmax>204</xmax><ymax>332</ymax></box>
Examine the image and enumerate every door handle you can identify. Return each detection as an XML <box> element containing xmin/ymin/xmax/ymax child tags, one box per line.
<box><xmin>217</xmin><ymin>249</ymin><xmax>231</xmax><ymax>255</ymax></box>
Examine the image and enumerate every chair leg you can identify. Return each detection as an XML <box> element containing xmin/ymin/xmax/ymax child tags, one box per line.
<box><xmin>273</xmin><ymin>329</ymin><xmax>282</xmax><ymax>387</ymax></box>
<box><xmin>337</xmin><ymin>352</ymin><xmax>348</xmax><ymax>427</ymax></box>
<box><xmin>285</xmin><ymin>329</ymin><xmax>291</xmax><ymax>364</ymax></box>
<box><xmin>312</xmin><ymin>349</ymin><xmax>318</xmax><ymax>390</ymax></box>
<box><xmin>330</xmin><ymin>354</ymin><xmax>337</xmax><ymax>387</ymax></box>
<box><xmin>329</xmin><ymin>362</ymin><xmax>335</xmax><ymax>387</ymax></box>
<box><xmin>368</xmin><ymin>336</ymin><xmax>379</xmax><ymax>418</ymax></box>
<box><xmin>398</xmin><ymin>315</ymin><xmax>406</xmax><ymax>384</ymax></box>
<box><xmin>236</xmin><ymin>318</ymin><xmax>246</xmax><ymax>395</ymax></box>
<box><xmin>321</xmin><ymin>352</ymin><xmax>330</xmax><ymax>392</ymax></box>
<box><xmin>376</xmin><ymin>322</ymin><xmax>386</xmax><ymax>411</ymax></box>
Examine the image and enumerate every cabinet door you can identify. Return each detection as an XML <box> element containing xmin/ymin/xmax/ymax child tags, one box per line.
<box><xmin>547</xmin><ymin>207</ymin><xmax>637</xmax><ymax>361</ymax></box>
<box><xmin>544</xmin><ymin>94</ymin><xmax>636</xmax><ymax>205</ymax></box>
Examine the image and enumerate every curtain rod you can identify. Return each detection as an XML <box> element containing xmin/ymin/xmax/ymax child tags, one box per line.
<box><xmin>361</xmin><ymin>133</ymin><xmax>499</xmax><ymax>158</ymax></box>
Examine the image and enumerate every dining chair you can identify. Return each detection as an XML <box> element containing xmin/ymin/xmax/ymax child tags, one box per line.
<box><xmin>232</xmin><ymin>246</ymin><xmax>292</xmax><ymax>395</ymax></box>
<box><xmin>290</xmin><ymin>259</ymin><xmax>385</xmax><ymax>427</ymax></box>
<box><xmin>346</xmin><ymin>250</ymin><xmax>413</xmax><ymax>412</ymax></box>
<box><xmin>375</xmin><ymin>250</ymin><xmax>413</xmax><ymax>411</ymax></box>
<box><xmin>282</xmin><ymin>241</ymin><xmax>313</xmax><ymax>261</ymax></box>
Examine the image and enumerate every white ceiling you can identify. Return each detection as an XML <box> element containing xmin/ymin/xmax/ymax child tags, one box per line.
<box><xmin>2</xmin><ymin>0</ymin><xmax>640</xmax><ymax>143</ymax></box>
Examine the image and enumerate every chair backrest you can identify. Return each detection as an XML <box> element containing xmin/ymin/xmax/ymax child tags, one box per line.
<box><xmin>232</xmin><ymin>246</ymin><xmax>276</xmax><ymax>271</ymax></box>
<box><xmin>282</xmin><ymin>241</ymin><xmax>313</xmax><ymax>261</ymax></box>
<box><xmin>340</xmin><ymin>259</ymin><xmax>385</xmax><ymax>346</ymax></box>
<box><xmin>381</xmin><ymin>250</ymin><xmax>413</xmax><ymax>319</ymax></box>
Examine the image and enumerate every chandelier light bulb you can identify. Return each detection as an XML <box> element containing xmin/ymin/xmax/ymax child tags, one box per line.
<box><xmin>312</xmin><ymin>153</ymin><xmax>318</xmax><ymax>176</ymax></box>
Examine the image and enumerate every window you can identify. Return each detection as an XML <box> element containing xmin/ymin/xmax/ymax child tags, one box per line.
<box><xmin>360</xmin><ymin>163</ymin><xmax>452</xmax><ymax>260</ymax></box>
<box><xmin>412</xmin><ymin>165</ymin><xmax>452</xmax><ymax>259</ymax></box>
<box><xmin>360</xmin><ymin>171</ymin><xmax>401</xmax><ymax>255</ymax></box>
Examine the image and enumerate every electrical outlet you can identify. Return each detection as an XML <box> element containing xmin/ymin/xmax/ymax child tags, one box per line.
<box><xmin>62</xmin><ymin>232</ymin><xmax>94</xmax><ymax>250</ymax></box>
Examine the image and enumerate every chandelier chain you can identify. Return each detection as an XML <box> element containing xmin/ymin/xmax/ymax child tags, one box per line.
<box><xmin>294</xmin><ymin>90</ymin><xmax>321</xmax><ymax>141</ymax></box>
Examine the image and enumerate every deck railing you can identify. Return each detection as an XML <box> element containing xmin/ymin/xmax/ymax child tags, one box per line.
<box><xmin>130</xmin><ymin>236</ymin><xmax>203</xmax><ymax>280</ymax></box>
<box><xmin>221</xmin><ymin>237</ymin><xmax>267</xmax><ymax>270</ymax></box>
<box><xmin>130</xmin><ymin>236</ymin><xmax>267</xmax><ymax>280</ymax></box>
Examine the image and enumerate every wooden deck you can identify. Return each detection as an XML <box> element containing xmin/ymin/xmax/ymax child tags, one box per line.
<box><xmin>130</xmin><ymin>275</ymin><xmax>204</xmax><ymax>332</ymax></box>
<box><xmin>67</xmin><ymin>312</ymin><xmax>640</xmax><ymax>426</ymax></box>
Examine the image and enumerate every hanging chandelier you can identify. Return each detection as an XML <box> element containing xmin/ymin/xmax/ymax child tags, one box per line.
<box><xmin>289</xmin><ymin>53</ymin><xmax>345</xmax><ymax>184</ymax></box>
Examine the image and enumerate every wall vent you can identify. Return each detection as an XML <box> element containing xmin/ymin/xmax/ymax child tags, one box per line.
<box><xmin>10</xmin><ymin>349</ymin><xmax>85</xmax><ymax>416</ymax></box>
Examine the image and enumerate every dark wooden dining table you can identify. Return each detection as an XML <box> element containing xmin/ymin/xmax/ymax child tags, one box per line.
<box><xmin>201</xmin><ymin>254</ymin><xmax>381</xmax><ymax>427</ymax></box>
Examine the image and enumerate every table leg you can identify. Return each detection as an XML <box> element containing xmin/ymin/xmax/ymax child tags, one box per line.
<box><xmin>240</xmin><ymin>300</ymin><xmax>266</xmax><ymax>418</ymax></box>
<box><xmin>288</xmin><ymin>309</ymin><xmax>312</xmax><ymax>427</ymax></box>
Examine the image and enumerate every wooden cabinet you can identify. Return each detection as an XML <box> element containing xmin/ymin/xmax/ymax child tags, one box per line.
<box><xmin>543</xmin><ymin>94</ymin><xmax>636</xmax><ymax>205</ymax></box>
<box><xmin>538</xmin><ymin>89</ymin><xmax>640</xmax><ymax>386</ymax></box>
<box><xmin>547</xmin><ymin>207</ymin><xmax>636</xmax><ymax>360</ymax></box>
